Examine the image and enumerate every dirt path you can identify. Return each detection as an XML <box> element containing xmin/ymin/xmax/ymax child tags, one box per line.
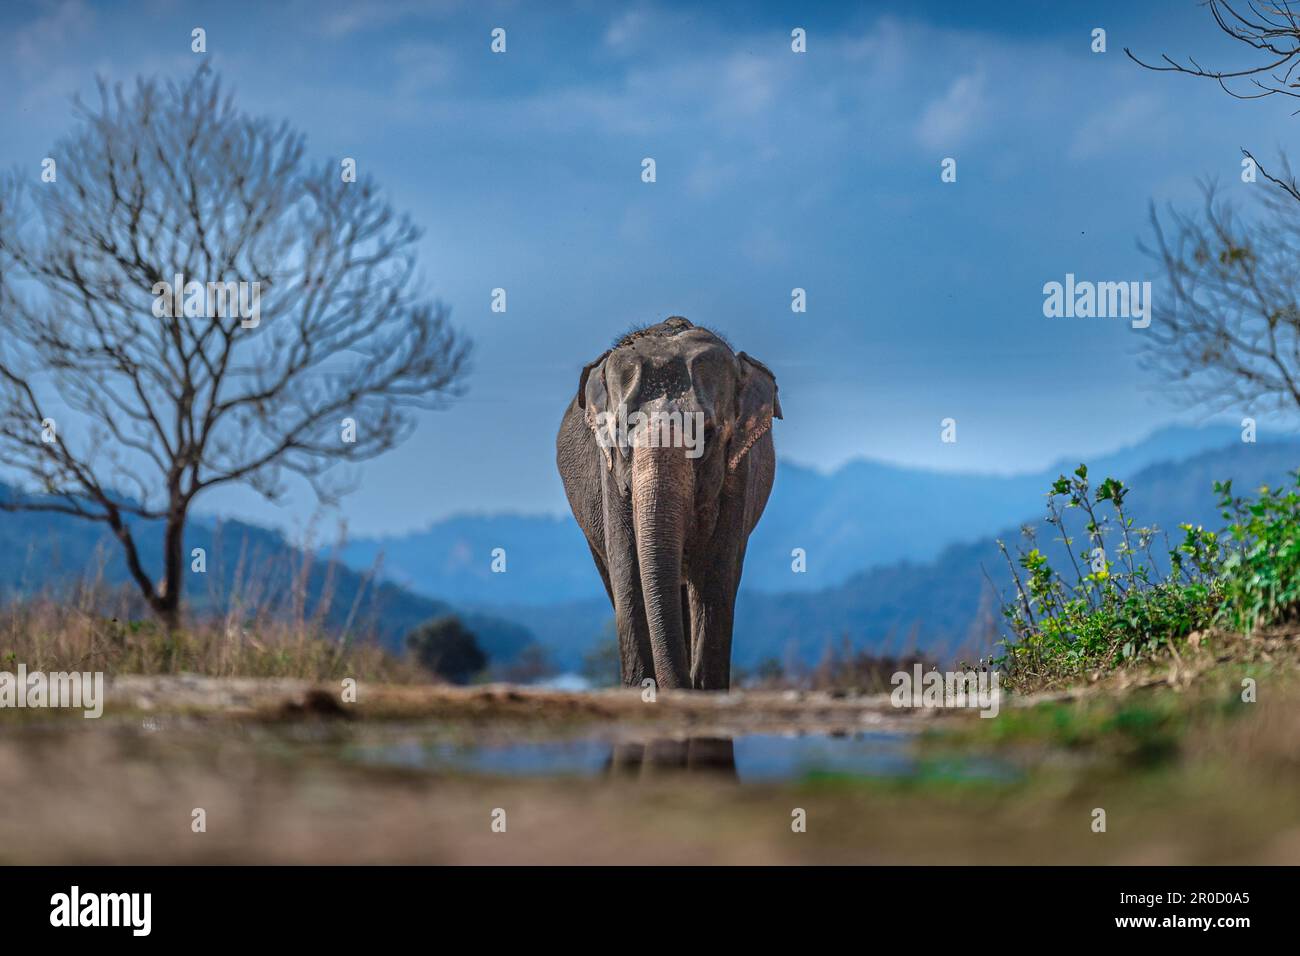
<box><xmin>108</xmin><ymin>674</ymin><xmax>926</xmax><ymax>731</ymax></box>
<box><xmin>2</xmin><ymin>673</ymin><xmax>1297</xmax><ymax>864</ymax></box>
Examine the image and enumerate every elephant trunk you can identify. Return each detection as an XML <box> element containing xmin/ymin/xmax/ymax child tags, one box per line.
<box><xmin>631</xmin><ymin>444</ymin><xmax>691</xmax><ymax>688</ymax></box>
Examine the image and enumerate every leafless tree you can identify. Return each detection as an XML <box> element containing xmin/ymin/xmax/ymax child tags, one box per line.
<box><xmin>0</xmin><ymin>66</ymin><xmax>470</xmax><ymax>630</ymax></box>
<box><xmin>1142</xmin><ymin>176</ymin><xmax>1300</xmax><ymax>414</ymax></box>
<box><xmin>1129</xmin><ymin>1</ymin><xmax>1300</xmax><ymax>416</ymax></box>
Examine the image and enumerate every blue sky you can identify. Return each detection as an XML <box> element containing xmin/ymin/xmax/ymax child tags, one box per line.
<box><xmin>2</xmin><ymin>0</ymin><xmax>1298</xmax><ymax>536</ymax></box>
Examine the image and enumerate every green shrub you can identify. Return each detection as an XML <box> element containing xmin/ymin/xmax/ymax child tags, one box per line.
<box><xmin>405</xmin><ymin>616</ymin><xmax>488</xmax><ymax>684</ymax></box>
<box><xmin>997</xmin><ymin>465</ymin><xmax>1222</xmax><ymax>688</ymax></box>
<box><xmin>1215</xmin><ymin>476</ymin><xmax>1300</xmax><ymax>634</ymax></box>
<box><xmin>998</xmin><ymin>465</ymin><xmax>1300</xmax><ymax>690</ymax></box>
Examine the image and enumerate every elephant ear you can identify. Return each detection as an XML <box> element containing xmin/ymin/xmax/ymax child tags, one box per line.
<box><xmin>577</xmin><ymin>350</ymin><xmax>610</xmax><ymax>414</ymax></box>
<box><xmin>577</xmin><ymin>350</ymin><xmax>613</xmax><ymax>470</ymax></box>
<box><xmin>728</xmin><ymin>352</ymin><xmax>782</xmax><ymax>472</ymax></box>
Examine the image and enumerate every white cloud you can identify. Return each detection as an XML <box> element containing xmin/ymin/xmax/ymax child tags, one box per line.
<box><xmin>842</xmin><ymin>15</ymin><xmax>909</xmax><ymax>84</ymax></box>
<box><xmin>604</xmin><ymin>9</ymin><xmax>649</xmax><ymax>50</ymax></box>
<box><xmin>915</xmin><ymin>70</ymin><xmax>987</xmax><ymax>151</ymax></box>
<box><xmin>11</xmin><ymin>0</ymin><xmax>93</xmax><ymax>72</ymax></box>
<box><xmin>313</xmin><ymin>0</ymin><xmax>461</xmax><ymax>39</ymax></box>
<box><xmin>717</xmin><ymin>53</ymin><xmax>779</xmax><ymax>117</ymax></box>
<box><xmin>392</xmin><ymin>42</ymin><xmax>455</xmax><ymax>95</ymax></box>
<box><xmin>1067</xmin><ymin>91</ymin><xmax>1166</xmax><ymax>162</ymax></box>
<box><xmin>687</xmin><ymin>152</ymin><xmax>740</xmax><ymax>197</ymax></box>
<box><xmin>741</xmin><ymin>224</ymin><xmax>789</xmax><ymax>265</ymax></box>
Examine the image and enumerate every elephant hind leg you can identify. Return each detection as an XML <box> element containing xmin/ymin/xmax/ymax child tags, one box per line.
<box><xmin>587</xmin><ymin>543</ymin><xmax>615</xmax><ymax>607</ymax></box>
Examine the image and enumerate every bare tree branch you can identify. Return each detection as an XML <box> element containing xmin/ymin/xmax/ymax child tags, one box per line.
<box><xmin>1127</xmin><ymin>1</ymin><xmax>1300</xmax><ymax>109</ymax></box>
<box><xmin>1141</xmin><ymin>176</ymin><xmax>1300</xmax><ymax>415</ymax></box>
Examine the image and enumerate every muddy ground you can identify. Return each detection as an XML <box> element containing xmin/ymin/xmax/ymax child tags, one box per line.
<box><xmin>2</xmin><ymin>668</ymin><xmax>1298</xmax><ymax>864</ymax></box>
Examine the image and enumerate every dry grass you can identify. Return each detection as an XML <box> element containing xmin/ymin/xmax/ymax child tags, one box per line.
<box><xmin>0</xmin><ymin>518</ymin><xmax>434</xmax><ymax>682</ymax></box>
<box><xmin>0</xmin><ymin>584</ymin><xmax>422</xmax><ymax>683</ymax></box>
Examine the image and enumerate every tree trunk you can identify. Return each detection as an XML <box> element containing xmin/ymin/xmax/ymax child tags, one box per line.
<box><xmin>154</xmin><ymin>508</ymin><xmax>187</xmax><ymax>633</ymax></box>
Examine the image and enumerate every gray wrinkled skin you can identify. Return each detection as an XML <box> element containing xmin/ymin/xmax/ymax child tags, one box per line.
<box><xmin>556</xmin><ymin>317</ymin><xmax>781</xmax><ymax>690</ymax></box>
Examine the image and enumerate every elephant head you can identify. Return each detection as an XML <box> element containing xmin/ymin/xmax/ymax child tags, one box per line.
<box><xmin>573</xmin><ymin>316</ymin><xmax>780</xmax><ymax>687</ymax></box>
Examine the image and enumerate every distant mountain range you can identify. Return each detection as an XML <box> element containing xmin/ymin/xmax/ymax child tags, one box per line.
<box><xmin>2</xmin><ymin>425</ymin><xmax>1296</xmax><ymax>676</ymax></box>
<box><xmin>471</xmin><ymin>434</ymin><xmax>1300</xmax><ymax>670</ymax></box>
<box><xmin>336</xmin><ymin>424</ymin><xmax>1262</xmax><ymax>602</ymax></box>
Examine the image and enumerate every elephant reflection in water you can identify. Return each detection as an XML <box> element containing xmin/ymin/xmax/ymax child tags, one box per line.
<box><xmin>604</xmin><ymin>737</ymin><xmax>736</xmax><ymax>779</ymax></box>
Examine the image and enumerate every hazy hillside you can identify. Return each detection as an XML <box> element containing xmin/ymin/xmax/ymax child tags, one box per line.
<box><xmin>339</xmin><ymin>424</ymin><xmax>1248</xmax><ymax>606</ymax></box>
<box><xmin>743</xmin><ymin>438</ymin><xmax>1300</xmax><ymax>666</ymax></box>
<box><xmin>341</xmin><ymin>513</ymin><xmax>593</xmax><ymax>608</ymax></box>
<box><xmin>3</xmin><ymin>427</ymin><xmax>1293</xmax><ymax>675</ymax></box>
<box><xmin>481</xmin><ymin>437</ymin><xmax>1300</xmax><ymax>671</ymax></box>
<box><xmin>0</xmin><ymin>486</ymin><xmax>536</xmax><ymax>662</ymax></box>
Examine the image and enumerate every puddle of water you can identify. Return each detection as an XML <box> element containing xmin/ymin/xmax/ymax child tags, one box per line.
<box><xmin>733</xmin><ymin>732</ymin><xmax>913</xmax><ymax>781</ymax></box>
<box><xmin>342</xmin><ymin>730</ymin><xmax>1017</xmax><ymax>784</ymax></box>
<box><xmin>358</xmin><ymin>737</ymin><xmax>615</xmax><ymax>777</ymax></box>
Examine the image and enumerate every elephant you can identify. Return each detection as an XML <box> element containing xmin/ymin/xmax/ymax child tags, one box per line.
<box><xmin>556</xmin><ymin>316</ymin><xmax>781</xmax><ymax>690</ymax></box>
<box><xmin>605</xmin><ymin>737</ymin><xmax>737</xmax><ymax>779</ymax></box>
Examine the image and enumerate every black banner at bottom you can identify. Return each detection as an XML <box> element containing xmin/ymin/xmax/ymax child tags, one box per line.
<box><xmin>0</xmin><ymin>865</ymin><xmax>1278</xmax><ymax>941</ymax></box>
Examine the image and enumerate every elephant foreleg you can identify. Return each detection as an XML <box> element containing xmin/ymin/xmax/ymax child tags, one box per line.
<box><xmin>687</xmin><ymin>568</ymin><xmax>739</xmax><ymax>690</ymax></box>
<box><xmin>603</xmin><ymin>508</ymin><xmax>656</xmax><ymax>686</ymax></box>
<box><xmin>612</xmin><ymin>586</ymin><xmax>655</xmax><ymax>687</ymax></box>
